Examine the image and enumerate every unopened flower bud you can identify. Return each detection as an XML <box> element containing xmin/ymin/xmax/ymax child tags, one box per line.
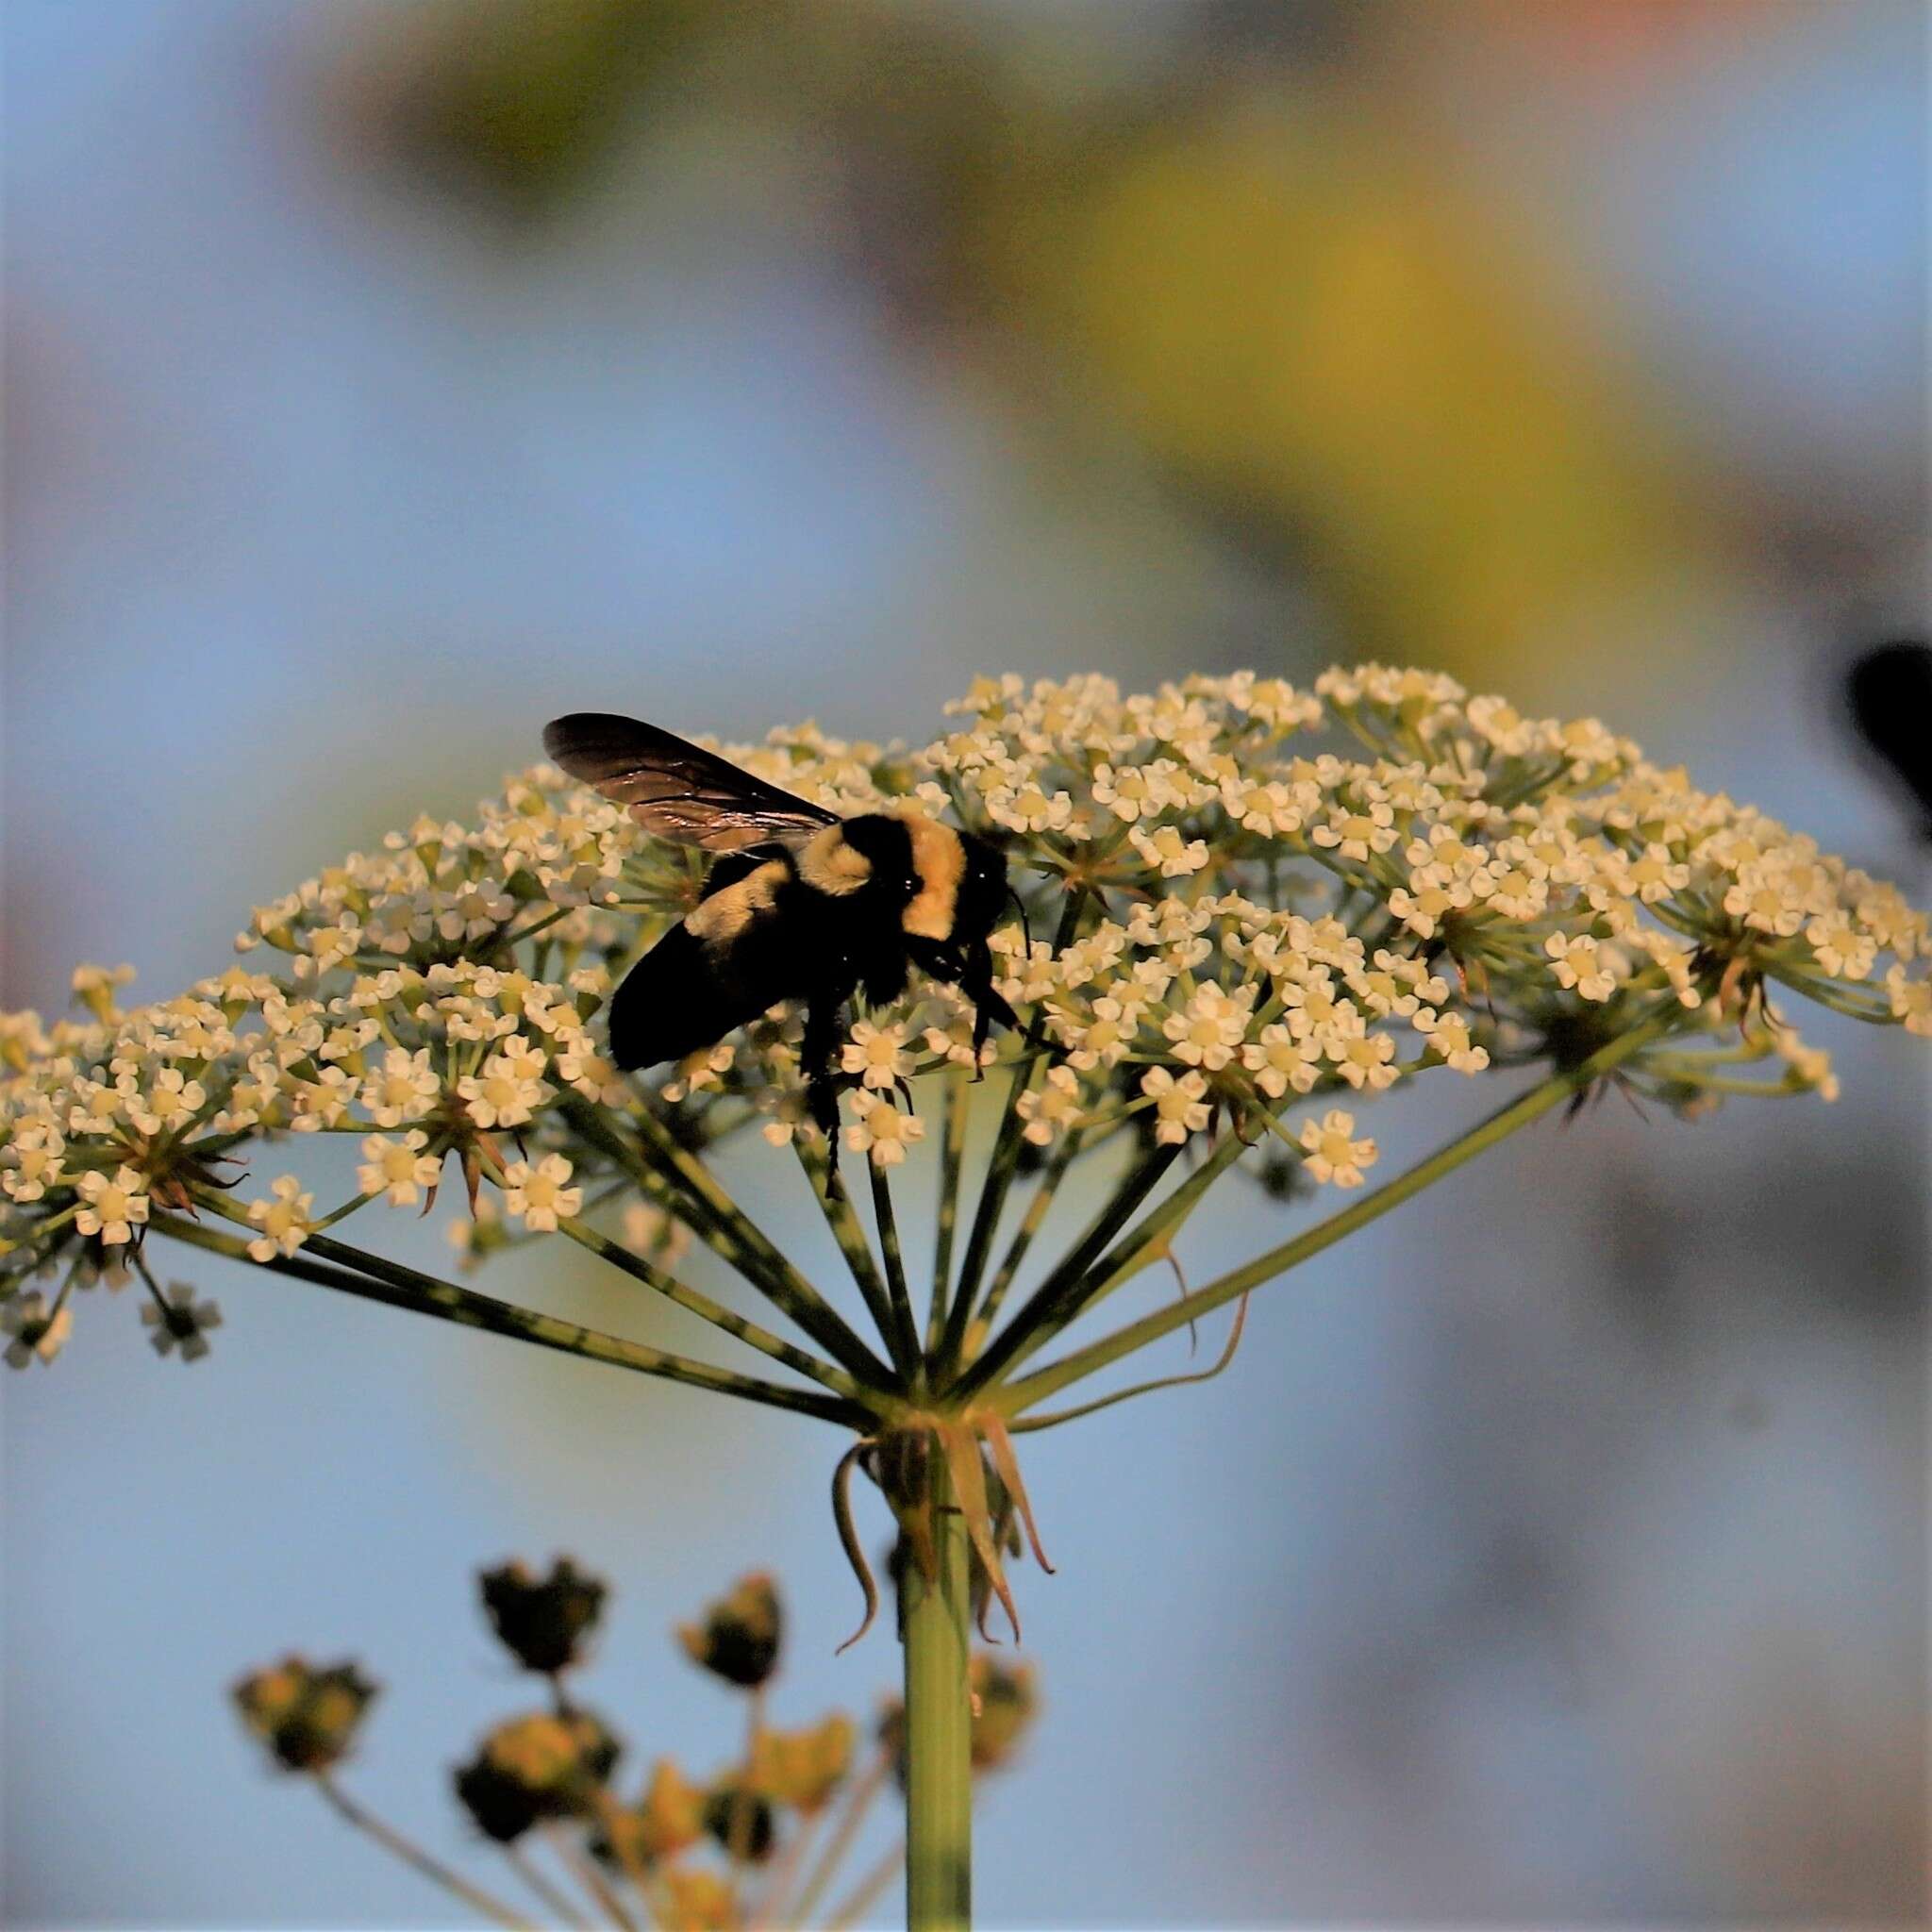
<box><xmin>702</xmin><ymin>1777</ymin><xmax>775</xmax><ymax>1862</ymax></box>
<box><xmin>453</xmin><ymin>1709</ymin><xmax>620</xmax><ymax>1842</ymax></box>
<box><xmin>677</xmin><ymin>1573</ymin><xmax>781</xmax><ymax>1689</ymax></box>
<box><xmin>478</xmin><ymin>1556</ymin><xmax>607</xmax><ymax>1674</ymax></box>
<box><xmin>232</xmin><ymin>1657</ymin><xmax>376</xmax><ymax>1773</ymax></box>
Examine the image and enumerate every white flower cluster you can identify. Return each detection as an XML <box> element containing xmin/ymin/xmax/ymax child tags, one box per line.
<box><xmin>2</xmin><ymin>670</ymin><xmax>1924</xmax><ymax>1367</ymax></box>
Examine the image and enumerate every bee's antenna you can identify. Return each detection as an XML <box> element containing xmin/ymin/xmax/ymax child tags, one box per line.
<box><xmin>1007</xmin><ymin>884</ymin><xmax>1033</xmax><ymax>952</ymax></box>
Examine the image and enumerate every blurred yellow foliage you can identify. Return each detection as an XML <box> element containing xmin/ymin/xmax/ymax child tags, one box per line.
<box><xmin>1000</xmin><ymin>97</ymin><xmax>1721</xmax><ymax>693</ymax></box>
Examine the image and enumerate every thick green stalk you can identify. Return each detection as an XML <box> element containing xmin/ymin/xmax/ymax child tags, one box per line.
<box><xmin>995</xmin><ymin>1007</ymin><xmax>1680</xmax><ymax>1414</ymax></box>
<box><xmin>902</xmin><ymin>1449</ymin><xmax>974</xmax><ymax>1932</ymax></box>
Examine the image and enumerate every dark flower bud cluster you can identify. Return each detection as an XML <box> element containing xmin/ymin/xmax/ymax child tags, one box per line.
<box><xmin>453</xmin><ymin>1708</ymin><xmax>622</xmax><ymax>1842</ymax></box>
<box><xmin>478</xmin><ymin>1555</ymin><xmax>608</xmax><ymax>1674</ymax></box>
<box><xmin>676</xmin><ymin>1571</ymin><xmax>782</xmax><ymax>1689</ymax></box>
<box><xmin>231</xmin><ymin>1555</ymin><xmax>1034</xmax><ymax>1928</ymax></box>
<box><xmin>232</xmin><ymin>1657</ymin><xmax>377</xmax><ymax>1774</ymax></box>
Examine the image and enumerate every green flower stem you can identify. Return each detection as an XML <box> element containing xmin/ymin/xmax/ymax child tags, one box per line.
<box><xmin>927</xmin><ymin>1071</ymin><xmax>969</xmax><ymax>1351</ymax></box>
<box><xmin>937</xmin><ymin>888</ymin><xmax>1090</xmax><ymax>1368</ymax></box>
<box><xmin>936</xmin><ymin>1055</ymin><xmax>1043</xmax><ymax>1370</ymax></box>
<box><xmin>902</xmin><ymin>1445</ymin><xmax>974</xmax><ymax>1932</ymax></box>
<box><xmin>971</xmin><ymin>1130</ymin><xmax>1251</xmax><ymax>1391</ymax></box>
<box><xmin>951</xmin><ymin>1141</ymin><xmax>1182</xmax><ymax>1401</ymax></box>
<box><xmin>1008</xmin><ymin>1291</ymin><xmax>1249</xmax><ymax>1434</ymax></box>
<box><xmin>827</xmin><ymin>1841</ymin><xmax>905</xmax><ymax>1932</ymax></box>
<box><xmin>152</xmin><ymin>1212</ymin><xmax>866</xmax><ymax>1427</ymax></box>
<box><xmin>314</xmin><ymin>1774</ymin><xmax>528</xmax><ymax>1931</ymax></box>
<box><xmin>791</xmin><ymin>1139</ymin><xmax>916</xmax><ymax>1381</ymax></box>
<box><xmin>556</xmin><ymin>1217</ymin><xmax>868</xmax><ymax>1403</ymax></box>
<box><xmin>995</xmin><ymin>1008</ymin><xmax>1680</xmax><ymax>1416</ymax></box>
<box><xmin>970</xmin><ymin>1127</ymin><xmax>1086</xmax><ymax>1342</ymax></box>
<box><xmin>867</xmin><ymin>1160</ymin><xmax>923</xmax><ymax>1385</ymax></box>
<box><xmin>502</xmin><ymin>1843</ymin><xmax>591</xmax><ymax>1931</ymax></box>
<box><xmin>788</xmin><ymin>1749</ymin><xmax>890</xmax><ymax>1928</ymax></box>
<box><xmin>542</xmin><ymin>1823</ymin><xmax>639</xmax><ymax>1932</ymax></box>
<box><xmin>566</xmin><ymin>1099</ymin><xmax>891</xmax><ymax>1389</ymax></box>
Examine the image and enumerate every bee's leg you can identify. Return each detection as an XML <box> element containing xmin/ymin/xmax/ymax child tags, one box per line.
<box><xmin>801</xmin><ymin>985</ymin><xmax>851</xmax><ymax>1160</ymax></box>
<box><xmin>960</xmin><ymin>939</ymin><xmax>1018</xmax><ymax>1076</ymax></box>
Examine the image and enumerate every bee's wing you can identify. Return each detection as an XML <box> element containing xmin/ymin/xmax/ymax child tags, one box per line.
<box><xmin>542</xmin><ymin>712</ymin><xmax>841</xmax><ymax>853</ymax></box>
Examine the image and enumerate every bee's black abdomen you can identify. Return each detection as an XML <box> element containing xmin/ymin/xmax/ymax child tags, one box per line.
<box><xmin>606</xmin><ymin>922</ymin><xmax>794</xmax><ymax>1070</ymax></box>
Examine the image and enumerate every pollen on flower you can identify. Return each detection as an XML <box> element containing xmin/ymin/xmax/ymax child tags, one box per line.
<box><xmin>360</xmin><ymin>1048</ymin><xmax>441</xmax><ymax>1128</ymax></box>
<box><xmin>1887</xmin><ymin>964</ymin><xmax>1932</xmax><ymax>1037</ymax></box>
<box><xmin>1544</xmin><ymin>932</ymin><xmax>1615</xmax><ymax>1003</ymax></box>
<box><xmin>1128</xmin><ymin>824</ymin><xmax>1210</xmax><ymax>878</ymax></box>
<box><xmin>1298</xmin><ymin>1110</ymin><xmax>1378</xmax><ymax>1188</ymax></box>
<box><xmin>845</xmin><ymin>1093</ymin><xmax>925</xmax><ymax>1168</ymax></box>
<box><xmin>841</xmin><ymin>1022</ymin><xmax>913</xmax><ymax>1091</ymax></box>
<box><xmin>500</xmin><ymin>1155</ymin><xmax>582</xmax><ymax>1232</ymax></box>
<box><xmin>358</xmin><ymin>1132</ymin><xmax>442</xmax><ymax>1208</ymax></box>
<box><xmin>458</xmin><ymin>1054</ymin><xmax>550</xmax><ymax>1131</ymax></box>
<box><xmin>246</xmin><ymin>1177</ymin><xmax>316</xmax><ymax>1262</ymax></box>
<box><xmin>75</xmin><ymin>1165</ymin><xmax>151</xmax><ymax>1246</ymax></box>
<box><xmin>1140</xmin><ymin>1066</ymin><xmax>1212</xmax><ymax>1144</ymax></box>
<box><xmin>1162</xmin><ymin>983</ymin><xmax>1253</xmax><ymax>1072</ymax></box>
<box><xmin>1017</xmin><ymin>1065</ymin><xmax>1084</xmax><ymax>1144</ymax></box>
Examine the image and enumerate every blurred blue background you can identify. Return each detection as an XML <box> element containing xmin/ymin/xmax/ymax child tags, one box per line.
<box><xmin>3</xmin><ymin>2</ymin><xmax>1926</xmax><ymax>1924</ymax></box>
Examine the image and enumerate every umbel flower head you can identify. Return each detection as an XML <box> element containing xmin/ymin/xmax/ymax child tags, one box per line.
<box><xmin>3</xmin><ymin>671</ymin><xmax>1926</xmax><ymax>1627</ymax></box>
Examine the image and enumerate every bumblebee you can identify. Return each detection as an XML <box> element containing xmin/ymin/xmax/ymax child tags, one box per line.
<box><xmin>542</xmin><ymin>713</ymin><xmax>1017</xmax><ymax>1136</ymax></box>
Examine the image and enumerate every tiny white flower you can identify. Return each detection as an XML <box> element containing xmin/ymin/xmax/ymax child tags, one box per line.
<box><xmin>500</xmin><ymin>1153</ymin><xmax>582</xmax><ymax>1231</ymax></box>
<box><xmin>841</xmin><ymin>1021</ymin><xmax>913</xmax><ymax>1091</ymax></box>
<box><xmin>1241</xmin><ymin>1025</ymin><xmax>1319</xmax><ymax>1099</ymax></box>
<box><xmin>3</xmin><ymin>1291</ymin><xmax>73</xmax><ymax>1369</ymax></box>
<box><xmin>1298</xmin><ymin>1109</ymin><xmax>1378</xmax><ymax>1188</ymax></box>
<box><xmin>845</xmin><ymin>1093</ymin><xmax>926</xmax><ymax>1168</ymax></box>
<box><xmin>1162</xmin><ymin>983</ymin><xmax>1253</xmax><ymax>1072</ymax></box>
<box><xmin>1128</xmin><ymin>824</ymin><xmax>1210</xmax><ymax>878</ymax></box>
<box><xmin>1140</xmin><ymin>1066</ymin><xmax>1212</xmax><ymax>1144</ymax></box>
<box><xmin>1544</xmin><ymin>932</ymin><xmax>1615</xmax><ymax>1002</ymax></box>
<box><xmin>1888</xmin><ymin>964</ymin><xmax>1932</xmax><ymax>1037</ymax></box>
<box><xmin>246</xmin><ymin>1175</ymin><xmax>315</xmax><ymax>1262</ymax></box>
<box><xmin>458</xmin><ymin>1053</ymin><xmax>549</xmax><ymax>1130</ymax></box>
<box><xmin>75</xmin><ymin>1165</ymin><xmax>151</xmax><ymax>1246</ymax></box>
<box><xmin>357</xmin><ymin>1131</ymin><xmax>441</xmax><ymax>1207</ymax></box>
<box><xmin>1016</xmin><ymin>1065</ymin><xmax>1085</xmax><ymax>1145</ymax></box>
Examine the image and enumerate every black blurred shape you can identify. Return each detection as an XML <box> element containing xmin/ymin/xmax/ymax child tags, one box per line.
<box><xmin>1845</xmin><ymin>640</ymin><xmax>1932</xmax><ymax>841</ymax></box>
